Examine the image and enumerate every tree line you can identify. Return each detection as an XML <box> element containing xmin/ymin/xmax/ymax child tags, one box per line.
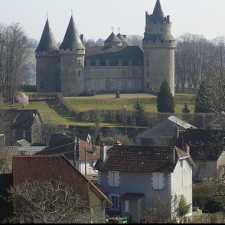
<box><xmin>0</xmin><ymin>22</ymin><xmax>31</xmax><ymax>102</ymax></box>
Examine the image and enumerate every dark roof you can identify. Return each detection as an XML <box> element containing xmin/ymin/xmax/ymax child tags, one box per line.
<box><xmin>35</xmin><ymin>136</ymin><xmax>100</xmax><ymax>161</ymax></box>
<box><xmin>150</xmin><ymin>0</ymin><xmax>165</xmax><ymax>23</ymax></box>
<box><xmin>48</xmin><ymin>133</ymin><xmax>90</xmax><ymax>146</ymax></box>
<box><xmin>36</xmin><ymin>19</ymin><xmax>59</xmax><ymax>52</ymax></box>
<box><xmin>85</xmin><ymin>45</ymin><xmax>143</xmax><ymax>66</ymax></box>
<box><xmin>120</xmin><ymin>193</ymin><xmax>145</xmax><ymax>200</ymax></box>
<box><xmin>174</xmin><ymin>129</ymin><xmax>225</xmax><ymax>160</ymax></box>
<box><xmin>117</xmin><ymin>33</ymin><xmax>132</xmax><ymax>46</ymax></box>
<box><xmin>59</xmin><ymin>16</ymin><xmax>85</xmax><ymax>50</ymax></box>
<box><xmin>95</xmin><ymin>145</ymin><xmax>189</xmax><ymax>172</ymax></box>
<box><xmin>104</xmin><ymin>32</ymin><xmax>122</xmax><ymax>44</ymax></box>
<box><xmin>4</xmin><ymin>109</ymin><xmax>42</xmax><ymax>127</ymax></box>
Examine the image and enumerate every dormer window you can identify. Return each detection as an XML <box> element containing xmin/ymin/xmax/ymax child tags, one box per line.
<box><xmin>118</xmin><ymin>59</ymin><xmax>123</xmax><ymax>66</ymax></box>
<box><xmin>137</xmin><ymin>59</ymin><xmax>142</xmax><ymax>66</ymax></box>
<box><xmin>95</xmin><ymin>58</ymin><xmax>100</xmax><ymax>66</ymax></box>
<box><xmin>128</xmin><ymin>59</ymin><xmax>132</xmax><ymax>66</ymax></box>
<box><xmin>86</xmin><ymin>59</ymin><xmax>90</xmax><ymax>66</ymax></box>
<box><xmin>106</xmin><ymin>58</ymin><xmax>110</xmax><ymax>66</ymax></box>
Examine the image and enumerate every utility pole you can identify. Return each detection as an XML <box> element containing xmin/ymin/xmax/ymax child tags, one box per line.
<box><xmin>85</xmin><ymin>147</ymin><xmax>87</xmax><ymax>177</ymax></box>
<box><xmin>124</xmin><ymin>105</ymin><xmax>127</xmax><ymax>139</ymax></box>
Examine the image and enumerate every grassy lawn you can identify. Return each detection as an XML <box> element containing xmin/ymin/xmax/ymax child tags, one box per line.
<box><xmin>0</xmin><ymin>93</ymin><xmax>196</xmax><ymax>127</ymax></box>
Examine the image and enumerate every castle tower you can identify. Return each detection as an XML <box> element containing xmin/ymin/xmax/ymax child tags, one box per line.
<box><xmin>59</xmin><ymin>15</ymin><xmax>85</xmax><ymax>96</ymax></box>
<box><xmin>143</xmin><ymin>0</ymin><xmax>175</xmax><ymax>95</ymax></box>
<box><xmin>35</xmin><ymin>19</ymin><xmax>60</xmax><ymax>93</ymax></box>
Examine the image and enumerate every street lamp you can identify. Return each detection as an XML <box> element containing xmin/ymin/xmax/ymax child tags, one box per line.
<box><xmin>124</xmin><ymin>105</ymin><xmax>127</xmax><ymax>139</ymax></box>
<box><xmin>0</xmin><ymin>134</ymin><xmax>5</xmax><ymax>151</ymax></box>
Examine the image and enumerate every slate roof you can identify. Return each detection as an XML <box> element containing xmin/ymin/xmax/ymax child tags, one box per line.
<box><xmin>117</xmin><ymin>33</ymin><xmax>132</xmax><ymax>46</ymax></box>
<box><xmin>85</xmin><ymin>45</ymin><xmax>143</xmax><ymax>66</ymax></box>
<box><xmin>104</xmin><ymin>32</ymin><xmax>122</xmax><ymax>44</ymax></box>
<box><xmin>12</xmin><ymin>155</ymin><xmax>111</xmax><ymax>205</ymax></box>
<box><xmin>95</xmin><ymin>145</ymin><xmax>190</xmax><ymax>172</ymax></box>
<box><xmin>48</xmin><ymin>133</ymin><xmax>91</xmax><ymax>146</ymax></box>
<box><xmin>3</xmin><ymin>109</ymin><xmax>42</xmax><ymax>127</ymax></box>
<box><xmin>13</xmin><ymin>139</ymin><xmax>31</xmax><ymax>147</ymax></box>
<box><xmin>59</xmin><ymin>16</ymin><xmax>85</xmax><ymax>50</ymax></box>
<box><xmin>150</xmin><ymin>0</ymin><xmax>166</xmax><ymax>23</ymax></box>
<box><xmin>168</xmin><ymin>116</ymin><xmax>196</xmax><ymax>129</ymax></box>
<box><xmin>174</xmin><ymin>129</ymin><xmax>225</xmax><ymax>160</ymax></box>
<box><xmin>35</xmin><ymin>136</ymin><xmax>100</xmax><ymax>161</ymax></box>
<box><xmin>36</xmin><ymin>19</ymin><xmax>59</xmax><ymax>52</ymax></box>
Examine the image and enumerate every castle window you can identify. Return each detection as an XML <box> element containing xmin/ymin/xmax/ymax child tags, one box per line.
<box><xmin>86</xmin><ymin>59</ymin><xmax>90</xmax><ymax>66</ymax></box>
<box><xmin>128</xmin><ymin>59</ymin><xmax>132</xmax><ymax>66</ymax></box>
<box><xmin>86</xmin><ymin>70</ymin><xmax>91</xmax><ymax>78</ymax></box>
<box><xmin>40</xmin><ymin>81</ymin><xmax>44</xmax><ymax>88</ymax></box>
<box><xmin>118</xmin><ymin>59</ymin><xmax>122</xmax><ymax>66</ymax></box>
<box><xmin>95</xmin><ymin>58</ymin><xmax>100</xmax><ymax>66</ymax></box>
<box><xmin>106</xmin><ymin>70</ymin><xmax>110</xmax><ymax>78</ymax></box>
<box><xmin>137</xmin><ymin>59</ymin><xmax>142</xmax><ymax>66</ymax></box>
<box><xmin>78</xmin><ymin>59</ymin><xmax>81</xmax><ymax>66</ymax></box>
<box><xmin>128</xmin><ymin>69</ymin><xmax>133</xmax><ymax>78</ymax></box>
<box><xmin>106</xmin><ymin>59</ymin><xmax>110</xmax><ymax>66</ymax></box>
<box><xmin>96</xmin><ymin>70</ymin><xmax>101</xmax><ymax>78</ymax></box>
<box><xmin>118</xmin><ymin>69</ymin><xmax>123</xmax><ymax>78</ymax></box>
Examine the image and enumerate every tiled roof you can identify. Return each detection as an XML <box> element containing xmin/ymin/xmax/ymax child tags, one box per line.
<box><xmin>35</xmin><ymin>136</ymin><xmax>100</xmax><ymax>161</ymax></box>
<box><xmin>104</xmin><ymin>32</ymin><xmax>122</xmax><ymax>43</ymax></box>
<box><xmin>174</xmin><ymin>129</ymin><xmax>225</xmax><ymax>160</ymax></box>
<box><xmin>12</xmin><ymin>155</ymin><xmax>111</xmax><ymax>205</ymax></box>
<box><xmin>4</xmin><ymin>109</ymin><xmax>42</xmax><ymax>126</ymax></box>
<box><xmin>36</xmin><ymin>19</ymin><xmax>59</xmax><ymax>52</ymax></box>
<box><xmin>95</xmin><ymin>145</ymin><xmax>188</xmax><ymax>172</ymax></box>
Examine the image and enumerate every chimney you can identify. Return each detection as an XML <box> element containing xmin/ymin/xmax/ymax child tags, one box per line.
<box><xmin>170</xmin><ymin>148</ymin><xmax>175</xmax><ymax>164</ymax></box>
<box><xmin>184</xmin><ymin>143</ymin><xmax>190</xmax><ymax>154</ymax></box>
<box><xmin>100</xmin><ymin>143</ymin><xmax>106</xmax><ymax>162</ymax></box>
<box><xmin>115</xmin><ymin>140</ymin><xmax>121</xmax><ymax>146</ymax></box>
<box><xmin>80</xmin><ymin>34</ymin><xmax>84</xmax><ymax>43</ymax></box>
<box><xmin>175</xmin><ymin>127</ymin><xmax>179</xmax><ymax>138</ymax></box>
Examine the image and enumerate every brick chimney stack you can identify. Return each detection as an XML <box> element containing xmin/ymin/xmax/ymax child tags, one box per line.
<box><xmin>184</xmin><ymin>143</ymin><xmax>190</xmax><ymax>154</ymax></box>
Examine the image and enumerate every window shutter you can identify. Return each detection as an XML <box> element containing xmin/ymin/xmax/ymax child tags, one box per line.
<box><xmin>125</xmin><ymin>200</ymin><xmax>129</xmax><ymax>212</ymax></box>
<box><xmin>114</xmin><ymin>172</ymin><xmax>119</xmax><ymax>187</ymax></box>
<box><xmin>109</xmin><ymin>172</ymin><xmax>113</xmax><ymax>187</ymax></box>
<box><xmin>159</xmin><ymin>173</ymin><xmax>163</xmax><ymax>189</ymax></box>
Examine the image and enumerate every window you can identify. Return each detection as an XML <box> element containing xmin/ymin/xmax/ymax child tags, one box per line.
<box><xmin>40</xmin><ymin>81</ymin><xmax>44</xmax><ymax>88</ymax></box>
<box><xmin>86</xmin><ymin>70</ymin><xmax>91</xmax><ymax>78</ymax></box>
<box><xmin>118</xmin><ymin>69</ymin><xmax>123</xmax><ymax>78</ymax></box>
<box><xmin>96</xmin><ymin>70</ymin><xmax>101</xmax><ymax>78</ymax></box>
<box><xmin>128</xmin><ymin>69</ymin><xmax>133</xmax><ymax>78</ymax></box>
<box><xmin>125</xmin><ymin>200</ymin><xmax>129</xmax><ymax>212</ymax></box>
<box><xmin>89</xmin><ymin>160</ymin><xmax>94</xmax><ymax>168</ymax></box>
<box><xmin>109</xmin><ymin>194</ymin><xmax>120</xmax><ymax>210</ymax></box>
<box><xmin>108</xmin><ymin>171</ymin><xmax>120</xmax><ymax>187</ymax></box>
<box><xmin>153</xmin><ymin>173</ymin><xmax>164</xmax><ymax>189</ymax></box>
<box><xmin>22</xmin><ymin>130</ymin><xmax>26</xmax><ymax>139</ymax></box>
<box><xmin>106</xmin><ymin>70</ymin><xmax>110</xmax><ymax>78</ymax></box>
<box><xmin>78</xmin><ymin>70</ymin><xmax>81</xmax><ymax>77</ymax></box>
<box><xmin>12</xmin><ymin>130</ymin><xmax>16</xmax><ymax>137</ymax></box>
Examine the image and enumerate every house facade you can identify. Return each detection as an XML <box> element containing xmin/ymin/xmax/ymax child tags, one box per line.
<box><xmin>12</xmin><ymin>155</ymin><xmax>111</xmax><ymax>223</ymax></box>
<box><xmin>95</xmin><ymin>144</ymin><xmax>195</xmax><ymax>223</ymax></box>
<box><xmin>35</xmin><ymin>0</ymin><xmax>175</xmax><ymax>96</ymax></box>
<box><xmin>3</xmin><ymin>109</ymin><xmax>43</xmax><ymax>144</ymax></box>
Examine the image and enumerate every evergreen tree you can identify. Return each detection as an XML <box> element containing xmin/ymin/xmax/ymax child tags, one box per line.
<box><xmin>194</xmin><ymin>81</ymin><xmax>212</xmax><ymax>113</ymax></box>
<box><xmin>133</xmin><ymin>97</ymin><xmax>145</xmax><ymax>112</ymax></box>
<box><xmin>178</xmin><ymin>194</ymin><xmax>189</xmax><ymax>217</ymax></box>
<box><xmin>156</xmin><ymin>79</ymin><xmax>175</xmax><ymax>113</ymax></box>
<box><xmin>182</xmin><ymin>102</ymin><xmax>190</xmax><ymax>113</ymax></box>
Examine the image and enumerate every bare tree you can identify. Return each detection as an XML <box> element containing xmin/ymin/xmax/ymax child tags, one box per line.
<box><xmin>127</xmin><ymin>35</ymin><xmax>143</xmax><ymax>48</ymax></box>
<box><xmin>5</xmin><ymin>178</ymin><xmax>102</xmax><ymax>223</ymax></box>
<box><xmin>0</xmin><ymin>22</ymin><xmax>30</xmax><ymax>102</ymax></box>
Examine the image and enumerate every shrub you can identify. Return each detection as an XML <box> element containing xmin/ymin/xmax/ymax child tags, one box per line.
<box><xmin>179</xmin><ymin>194</ymin><xmax>189</xmax><ymax>217</ymax></box>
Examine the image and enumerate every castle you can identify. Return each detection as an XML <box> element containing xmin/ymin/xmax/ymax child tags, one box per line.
<box><xmin>35</xmin><ymin>0</ymin><xmax>175</xmax><ymax>96</ymax></box>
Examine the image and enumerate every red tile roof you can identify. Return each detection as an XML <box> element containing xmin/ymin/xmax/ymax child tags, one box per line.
<box><xmin>95</xmin><ymin>145</ymin><xmax>188</xmax><ymax>173</ymax></box>
<box><xmin>12</xmin><ymin>155</ymin><xmax>111</xmax><ymax>205</ymax></box>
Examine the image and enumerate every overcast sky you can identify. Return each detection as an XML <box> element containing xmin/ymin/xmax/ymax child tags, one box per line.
<box><xmin>1</xmin><ymin>0</ymin><xmax>225</xmax><ymax>43</ymax></box>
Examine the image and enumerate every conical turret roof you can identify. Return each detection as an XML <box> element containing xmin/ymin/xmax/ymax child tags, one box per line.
<box><xmin>117</xmin><ymin>33</ymin><xmax>132</xmax><ymax>46</ymax></box>
<box><xmin>151</xmin><ymin>0</ymin><xmax>165</xmax><ymax>23</ymax></box>
<box><xmin>59</xmin><ymin>16</ymin><xmax>85</xmax><ymax>50</ymax></box>
<box><xmin>36</xmin><ymin>19</ymin><xmax>59</xmax><ymax>52</ymax></box>
<box><xmin>104</xmin><ymin>32</ymin><xmax>122</xmax><ymax>43</ymax></box>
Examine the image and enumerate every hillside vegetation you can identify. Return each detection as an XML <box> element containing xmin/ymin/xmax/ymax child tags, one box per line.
<box><xmin>1</xmin><ymin>93</ymin><xmax>196</xmax><ymax>127</ymax></box>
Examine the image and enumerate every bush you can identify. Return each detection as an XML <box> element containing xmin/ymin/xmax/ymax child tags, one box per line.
<box><xmin>179</xmin><ymin>194</ymin><xmax>189</xmax><ymax>217</ymax></box>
